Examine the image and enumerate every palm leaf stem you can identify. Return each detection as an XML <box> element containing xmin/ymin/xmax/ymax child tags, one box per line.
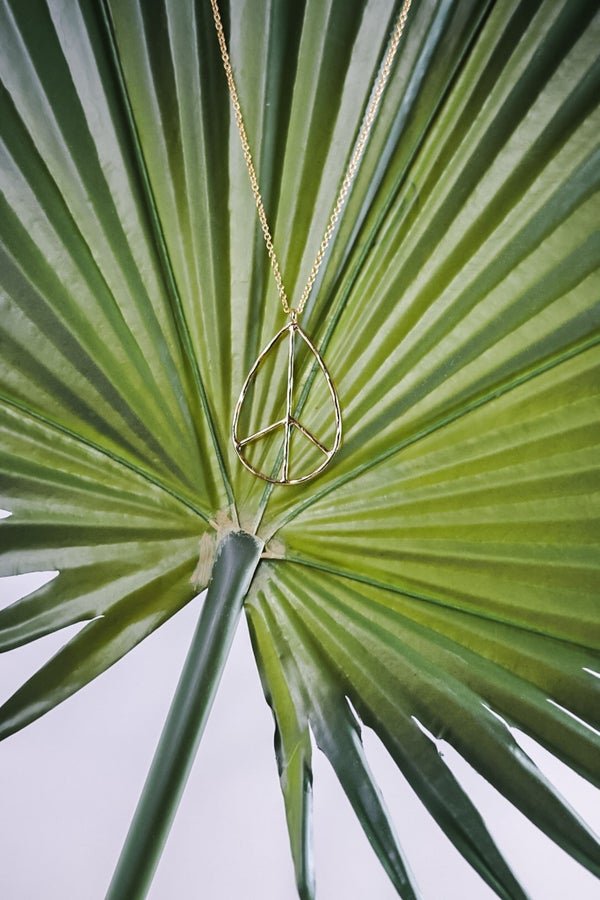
<box><xmin>105</xmin><ymin>530</ymin><xmax>263</xmax><ymax>900</ymax></box>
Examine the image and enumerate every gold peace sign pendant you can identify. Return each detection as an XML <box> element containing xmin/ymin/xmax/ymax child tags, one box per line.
<box><xmin>232</xmin><ymin>318</ymin><xmax>342</xmax><ymax>485</ymax></box>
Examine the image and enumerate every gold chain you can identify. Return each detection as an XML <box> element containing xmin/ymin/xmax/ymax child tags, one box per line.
<box><xmin>210</xmin><ymin>0</ymin><xmax>412</xmax><ymax>317</ymax></box>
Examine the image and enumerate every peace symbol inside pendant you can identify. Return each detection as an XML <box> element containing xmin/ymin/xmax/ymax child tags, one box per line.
<box><xmin>232</xmin><ymin>319</ymin><xmax>342</xmax><ymax>485</ymax></box>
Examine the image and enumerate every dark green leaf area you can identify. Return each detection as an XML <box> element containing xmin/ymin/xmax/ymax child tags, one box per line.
<box><xmin>249</xmin><ymin>574</ymin><xmax>531</xmax><ymax>900</ymax></box>
<box><xmin>0</xmin><ymin>549</ymin><xmax>199</xmax><ymax>742</ymax></box>
<box><xmin>248</xmin><ymin>588</ymin><xmax>420</xmax><ymax>900</ymax></box>
<box><xmin>259</xmin><ymin>563</ymin><xmax>600</xmax><ymax>883</ymax></box>
<box><xmin>0</xmin><ymin>0</ymin><xmax>227</xmax><ymax>514</ymax></box>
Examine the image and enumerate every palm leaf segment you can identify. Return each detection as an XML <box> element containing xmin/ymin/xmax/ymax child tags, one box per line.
<box><xmin>1</xmin><ymin>0</ymin><xmax>599</xmax><ymax>896</ymax></box>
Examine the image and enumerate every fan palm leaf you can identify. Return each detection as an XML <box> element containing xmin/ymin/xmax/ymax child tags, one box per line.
<box><xmin>1</xmin><ymin>0</ymin><xmax>599</xmax><ymax>897</ymax></box>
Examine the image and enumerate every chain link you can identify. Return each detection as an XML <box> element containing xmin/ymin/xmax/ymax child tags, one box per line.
<box><xmin>210</xmin><ymin>0</ymin><xmax>412</xmax><ymax>318</ymax></box>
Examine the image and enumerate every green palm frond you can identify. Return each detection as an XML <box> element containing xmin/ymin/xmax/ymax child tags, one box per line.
<box><xmin>1</xmin><ymin>0</ymin><xmax>599</xmax><ymax>897</ymax></box>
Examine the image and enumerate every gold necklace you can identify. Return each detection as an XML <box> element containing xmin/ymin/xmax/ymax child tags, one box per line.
<box><xmin>210</xmin><ymin>0</ymin><xmax>412</xmax><ymax>485</ymax></box>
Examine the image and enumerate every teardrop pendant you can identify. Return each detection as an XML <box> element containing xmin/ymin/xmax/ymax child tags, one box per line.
<box><xmin>232</xmin><ymin>319</ymin><xmax>342</xmax><ymax>485</ymax></box>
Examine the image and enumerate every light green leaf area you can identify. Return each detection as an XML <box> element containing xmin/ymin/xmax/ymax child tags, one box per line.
<box><xmin>1</xmin><ymin>0</ymin><xmax>599</xmax><ymax>897</ymax></box>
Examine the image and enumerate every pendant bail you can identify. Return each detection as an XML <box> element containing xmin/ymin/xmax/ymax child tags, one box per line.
<box><xmin>288</xmin><ymin>308</ymin><xmax>299</xmax><ymax>324</ymax></box>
